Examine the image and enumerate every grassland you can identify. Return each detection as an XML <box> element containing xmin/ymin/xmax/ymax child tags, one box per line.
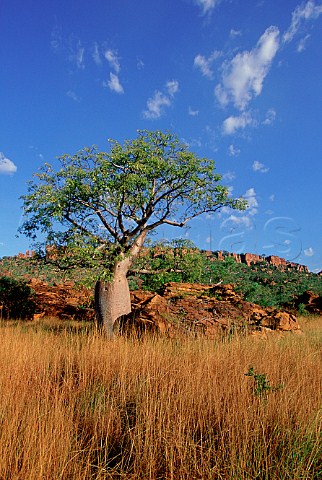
<box><xmin>0</xmin><ymin>316</ymin><xmax>321</xmax><ymax>479</ymax></box>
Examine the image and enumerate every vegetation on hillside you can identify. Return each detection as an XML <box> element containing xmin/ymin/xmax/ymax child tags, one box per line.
<box><xmin>0</xmin><ymin>240</ymin><xmax>321</xmax><ymax>310</ymax></box>
<box><xmin>130</xmin><ymin>241</ymin><xmax>322</xmax><ymax>308</ymax></box>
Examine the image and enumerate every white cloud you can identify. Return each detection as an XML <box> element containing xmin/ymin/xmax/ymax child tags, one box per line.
<box><xmin>104</xmin><ymin>73</ymin><xmax>124</xmax><ymax>94</ymax></box>
<box><xmin>0</xmin><ymin>152</ymin><xmax>17</xmax><ymax>175</ymax></box>
<box><xmin>244</xmin><ymin>187</ymin><xmax>258</xmax><ymax>215</ymax></box>
<box><xmin>220</xmin><ymin>188</ymin><xmax>258</xmax><ymax>229</ymax></box>
<box><xmin>182</xmin><ymin>136</ymin><xmax>202</xmax><ymax>148</ymax></box>
<box><xmin>50</xmin><ymin>25</ymin><xmax>63</xmax><ymax>52</ymax></box>
<box><xmin>230</xmin><ymin>29</ymin><xmax>242</xmax><ymax>38</ymax></box>
<box><xmin>215</xmin><ymin>26</ymin><xmax>280</xmax><ymax>110</ymax></box>
<box><xmin>304</xmin><ymin>247</ymin><xmax>314</xmax><ymax>256</ymax></box>
<box><xmin>194</xmin><ymin>50</ymin><xmax>221</xmax><ymax>78</ymax></box>
<box><xmin>51</xmin><ymin>29</ymin><xmax>86</xmax><ymax>70</ymax></box>
<box><xmin>143</xmin><ymin>92</ymin><xmax>171</xmax><ymax>119</ymax></box>
<box><xmin>269</xmin><ymin>194</ymin><xmax>275</xmax><ymax>202</ymax></box>
<box><xmin>143</xmin><ymin>80</ymin><xmax>179</xmax><ymax>119</ymax></box>
<box><xmin>252</xmin><ymin>160</ymin><xmax>269</xmax><ymax>173</ymax></box>
<box><xmin>222</xmin><ymin>111</ymin><xmax>254</xmax><ymax>135</ymax></box>
<box><xmin>194</xmin><ymin>0</ymin><xmax>220</xmax><ymax>15</ymax></box>
<box><xmin>194</xmin><ymin>54</ymin><xmax>213</xmax><ymax>78</ymax></box>
<box><xmin>263</xmin><ymin>108</ymin><xmax>276</xmax><ymax>125</ymax></box>
<box><xmin>66</xmin><ymin>90</ymin><xmax>81</xmax><ymax>102</ymax></box>
<box><xmin>228</xmin><ymin>144</ymin><xmax>240</xmax><ymax>156</ymax></box>
<box><xmin>166</xmin><ymin>80</ymin><xmax>179</xmax><ymax>96</ymax></box>
<box><xmin>66</xmin><ymin>37</ymin><xmax>85</xmax><ymax>70</ymax></box>
<box><xmin>92</xmin><ymin>42</ymin><xmax>102</xmax><ymax>65</ymax></box>
<box><xmin>137</xmin><ymin>58</ymin><xmax>145</xmax><ymax>69</ymax></box>
<box><xmin>223</xmin><ymin>171</ymin><xmax>236</xmax><ymax>181</ymax></box>
<box><xmin>104</xmin><ymin>48</ymin><xmax>120</xmax><ymax>73</ymax></box>
<box><xmin>188</xmin><ymin>106</ymin><xmax>199</xmax><ymax>116</ymax></box>
<box><xmin>283</xmin><ymin>0</ymin><xmax>322</xmax><ymax>43</ymax></box>
<box><xmin>297</xmin><ymin>34</ymin><xmax>311</xmax><ymax>51</ymax></box>
<box><xmin>76</xmin><ymin>44</ymin><xmax>85</xmax><ymax>69</ymax></box>
<box><xmin>218</xmin><ymin>206</ymin><xmax>232</xmax><ymax>216</ymax></box>
<box><xmin>224</xmin><ymin>215</ymin><xmax>253</xmax><ymax>229</ymax></box>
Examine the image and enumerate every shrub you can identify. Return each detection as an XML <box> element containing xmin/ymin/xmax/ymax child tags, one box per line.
<box><xmin>297</xmin><ymin>303</ymin><xmax>309</xmax><ymax>316</ymax></box>
<box><xmin>0</xmin><ymin>276</ymin><xmax>36</xmax><ymax>320</ymax></box>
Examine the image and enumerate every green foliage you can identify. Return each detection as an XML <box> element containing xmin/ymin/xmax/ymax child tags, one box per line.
<box><xmin>199</xmin><ymin>258</ymin><xmax>322</xmax><ymax>308</ymax></box>
<box><xmin>0</xmin><ymin>276</ymin><xmax>36</xmax><ymax>320</ymax></box>
<box><xmin>297</xmin><ymin>303</ymin><xmax>309</xmax><ymax>316</ymax></box>
<box><xmin>245</xmin><ymin>366</ymin><xmax>283</xmax><ymax>398</ymax></box>
<box><xmin>130</xmin><ymin>239</ymin><xmax>204</xmax><ymax>292</ymax></box>
<box><xmin>201</xmin><ymin>255</ymin><xmax>241</xmax><ymax>285</ymax></box>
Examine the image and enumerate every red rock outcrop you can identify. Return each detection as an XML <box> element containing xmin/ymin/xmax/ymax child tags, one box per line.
<box><xmin>294</xmin><ymin>290</ymin><xmax>322</xmax><ymax>315</ymax></box>
<box><xmin>28</xmin><ymin>279</ymin><xmax>301</xmax><ymax>337</ymax></box>
<box><xmin>266</xmin><ymin>255</ymin><xmax>287</xmax><ymax>267</ymax></box>
<box><xmin>240</xmin><ymin>253</ymin><xmax>265</xmax><ymax>266</ymax></box>
<box><xmin>29</xmin><ymin>278</ymin><xmax>93</xmax><ymax>321</ymax></box>
<box><xmin>208</xmin><ymin>250</ymin><xmax>309</xmax><ymax>272</ymax></box>
<box><xmin>17</xmin><ymin>250</ymin><xmax>35</xmax><ymax>259</ymax></box>
<box><xmin>122</xmin><ymin>282</ymin><xmax>300</xmax><ymax>338</ymax></box>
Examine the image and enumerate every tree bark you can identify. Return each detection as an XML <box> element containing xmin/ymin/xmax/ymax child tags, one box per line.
<box><xmin>95</xmin><ymin>231</ymin><xmax>147</xmax><ymax>337</ymax></box>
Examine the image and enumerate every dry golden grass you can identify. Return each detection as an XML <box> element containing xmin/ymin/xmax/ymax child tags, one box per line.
<box><xmin>0</xmin><ymin>315</ymin><xmax>320</xmax><ymax>479</ymax></box>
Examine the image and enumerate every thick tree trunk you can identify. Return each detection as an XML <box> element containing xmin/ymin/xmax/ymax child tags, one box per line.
<box><xmin>95</xmin><ymin>260</ymin><xmax>131</xmax><ymax>336</ymax></box>
<box><xmin>95</xmin><ymin>232</ymin><xmax>146</xmax><ymax>337</ymax></box>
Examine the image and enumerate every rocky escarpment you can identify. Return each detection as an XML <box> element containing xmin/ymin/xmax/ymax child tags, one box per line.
<box><xmin>15</xmin><ymin>248</ymin><xmax>310</xmax><ymax>272</ymax></box>
<box><xmin>208</xmin><ymin>251</ymin><xmax>309</xmax><ymax>272</ymax></box>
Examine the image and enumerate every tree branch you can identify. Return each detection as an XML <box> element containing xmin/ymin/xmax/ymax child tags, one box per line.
<box><xmin>95</xmin><ymin>210</ymin><xmax>122</xmax><ymax>243</ymax></box>
<box><xmin>64</xmin><ymin>213</ymin><xmax>105</xmax><ymax>243</ymax></box>
<box><xmin>117</xmin><ymin>191</ymin><xmax>127</xmax><ymax>234</ymax></box>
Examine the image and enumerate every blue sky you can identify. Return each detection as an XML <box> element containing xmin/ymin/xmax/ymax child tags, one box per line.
<box><xmin>1</xmin><ymin>0</ymin><xmax>321</xmax><ymax>272</ymax></box>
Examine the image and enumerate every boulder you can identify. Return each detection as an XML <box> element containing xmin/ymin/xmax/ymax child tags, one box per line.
<box><xmin>122</xmin><ymin>282</ymin><xmax>300</xmax><ymax>337</ymax></box>
<box><xmin>295</xmin><ymin>290</ymin><xmax>322</xmax><ymax>315</ymax></box>
<box><xmin>29</xmin><ymin>279</ymin><xmax>94</xmax><ymax>321</ymax></box>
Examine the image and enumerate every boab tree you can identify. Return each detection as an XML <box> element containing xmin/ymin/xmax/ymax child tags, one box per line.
<box><xmin>19</xmin><ymin>130</ymin><xmax>246</xmax><ymax>336</ymax></box>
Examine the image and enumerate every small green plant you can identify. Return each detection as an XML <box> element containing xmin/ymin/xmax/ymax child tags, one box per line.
<box><xmin>245</xmin><ymin>366</ymin><xmax>283</xmax><ymax>398</ymax></box>
<box><xmin>297</xmin><ymin>303</ymin><xmax>308</xmax><ymax>316</ymax></box>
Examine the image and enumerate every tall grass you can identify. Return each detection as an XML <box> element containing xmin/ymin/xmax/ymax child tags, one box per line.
<box><xmin>0</xmin><ymin>316</ymin><xmax>321</xmax><ymax>479</ymax></box>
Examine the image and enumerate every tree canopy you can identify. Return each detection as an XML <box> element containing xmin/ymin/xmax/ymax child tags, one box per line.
<box><xmin>20</xmin><ymin>130</ymin><xmax>246</xmax><ymax>268</ymax></box>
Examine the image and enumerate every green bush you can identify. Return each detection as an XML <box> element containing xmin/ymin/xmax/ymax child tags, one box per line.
<box><xmin>0</xmin><ymin>276</ymin><xmax>36</xmax><ymax>320</ymax></box>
